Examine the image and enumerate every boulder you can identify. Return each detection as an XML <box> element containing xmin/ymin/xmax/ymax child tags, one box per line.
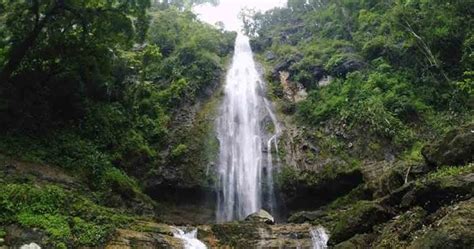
<box><xmin>3</xmin><ymin>226</ymin><xmax>45</xmax><ymax>249</ymax></box>
<box><xmin>371</xmin><ymin>207</ymin><xmax>427</xmax><ymax>248</ymax></box>
<box><xmin>271</xmin><ymin>55</ymin><xmax>302</xmax><ymax>80</ymax></box>
<box><xmin>331</xmin><ymin>58</ymin><xmax>365</xmax><ymax>77</ymax></box>
<box><xmin>422</xmin><ymin>123</ymin><xmax>474</xmax><ymax>167</ymax></box>
<box><xmin>264</xmin><ymin>51</ymin><xmax>276</xmax><ymax>61</ymax></box>
<box><xmin>407</xmin><ymin>198</ymin><xmax>474</xmax><ymax>249</ymax></box>
<box><xmin>288</xmin><ymin>64</ymin><xmax>327</xmax><ymax>89</ymax></box>
<box><xmin>310</xmin><ymin>201</ymin><xmax>393</xmax><ymax>245</ymax></box>
<box><xmin>210</xmin><ymin>221</ymin><xmax>269</xmax><ymax>248</ymax></box>
<box><xmin>400</xmin><ymin>173</ymin><xmax>474</xmax><ymax>212</ymax></box>
<box><xmin>311</xmin><ymin>66</ymin><xmax>327</xmax><ymax>82</ymax></box>
<box><xmin>272</xmin><ymin>60</ymin><xmax>293</xmax><ymax>79</ymax></box>
<box><xmin>245</xmin><ymin>209</ymin><xmax>275</xmax><ymax>224</ymax></box>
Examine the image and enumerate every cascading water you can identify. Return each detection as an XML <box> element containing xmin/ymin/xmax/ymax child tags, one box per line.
<box><xmin>172</xmin><ymin>227</ymin><xmax>207</xmax><ymax>249</ymax></box>
<box><xmin>20</xmin><ymin>243</ymin><xmax>41</xmax><ymax>249</ymax></box>
<box><xmin>262</xmin><ymin>95</ymin><xmax>282</xmax><ymax>216</ymax></box>
<box><xmin>310</xmin><ymin>227</ymin><xmax>329</xmax><ymax>249</ymax></box>
<box><xmin>216</xmin><ymin>34</ymin><xmax>280</xmax><ymax>222</ymax></box>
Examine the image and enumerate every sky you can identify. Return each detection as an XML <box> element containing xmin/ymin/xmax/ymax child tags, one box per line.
<box><xmin>193</xmin><ymin>0</ymin><xmax>287</xmax><ymax>31</ymax></box>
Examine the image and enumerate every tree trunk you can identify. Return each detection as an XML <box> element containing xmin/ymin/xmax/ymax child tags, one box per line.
<box><xmin>0</xmin><ymin>4</ymin><xmax>58</xmax><ymax>84</ymax></box>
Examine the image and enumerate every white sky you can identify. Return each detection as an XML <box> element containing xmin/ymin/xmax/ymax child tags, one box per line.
<box><xmin>193</xmin><ymin>0</ymin><xmax>287</xmax><ymax>31</ymax></box>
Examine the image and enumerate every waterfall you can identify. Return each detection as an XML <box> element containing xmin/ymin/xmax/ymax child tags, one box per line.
<box><xmin>310</xmin><ymin>227</ymin><xmax>329</xmax><ymax>249</ymax></box>
<box><xmin>262</xmin><ymin>95</ymin><xmax>282</xmax><ymax>215</ymax></box>
<box><xmin>216</xmin><ymin>34</ymin><xmax>279</xmax><ymax>221</ymax></box>
<box><xmin>20</xmin><ymin>243</ymin><xmax>41</xmax><ymax>249</ymax></box>
<box><xmin>172</xmin><ymin>227</ymin><xmax>207</xmax><ymax>249</ymax></box>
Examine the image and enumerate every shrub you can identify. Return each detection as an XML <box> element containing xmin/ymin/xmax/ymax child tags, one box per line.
<box><xmin>0</xmin><ymin>183</ymin><xmax>133</xmax><ymax>247</ymax></box>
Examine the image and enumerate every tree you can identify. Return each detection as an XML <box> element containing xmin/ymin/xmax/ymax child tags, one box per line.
<box><xmin>0</xmin><ymin>0</ymin><xmax>150</xmax><ymax>84</ymax></box>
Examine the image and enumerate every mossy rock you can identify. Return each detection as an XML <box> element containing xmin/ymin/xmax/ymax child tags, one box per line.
<box><xmin>313</xmin><ymin>200</ymin><xmax>393</xmax><ymax>245</ymax></box>
<box><xmin>422</xmin><ymin>123</ymin><xmax>474</xmax><ymax>167</ymax></box>
<box><xmin>3</xmin><ymin>225</ymin><xmax>46</xmax><ymax>248</ymax></box>
<box><xmin>244</xmin><ymin>209</ymin><xmax>275</xmax><ymax>224</ymax></box>
<box><xmin>289</xmin><ymin>185</ymin><xmax>372</xmax><ymax>224</ymax></box>
<box><xmin>407</xmin><ymin>198</ymin><xmax>474</xmax><ymax>249</ymax></box>
<box><xmin>365</xmin><ymin>160</ymin><xmax>426</xmax><ymax>199</ymax></box>
<box><xmin>333</xmin><ymin>233</ymin><xmax>376</xmax><ymax>249</ymax></box>
<box><xmin>372</xmin><ymin>207</ymin><xmax>428</xmax><ymax>248</ymax></box>
<box><xmin>278</xmin><ymin>165</ymin><xmax>364</xmax><ymax>211</ymax></box>
<box><xmin>210</xmin><ymin>221</ymin><xmax>270</xmax><ymax>247</ymax></box>
<box><xmin>288</xmin><ymin>210</ymin><xmax>325</xmax><ymax>223</ymax></box>
<box><xmin>130</xmin><ymin>221</ymin><xmax>174</xmax><ymax>236</ymax></box>
<box><xmin>401</xmin><ymin>173</ymin><xmax>474</xmax><ymax>212</ymax></box>
<box><xmin>105</xmin><ymin>228</ymin><xmax>183</xmax><ymax>249</ymax></box>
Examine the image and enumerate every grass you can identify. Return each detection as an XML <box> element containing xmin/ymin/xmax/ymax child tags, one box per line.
<box><xmin>425</xmin><ymin>163</ymin><xmax>474</xmax><ymax>181</ymax></box>
<box><xmin>0</xmin><ymin>183</ymin><xmax>135</xmax><ymax>248</ymax></box>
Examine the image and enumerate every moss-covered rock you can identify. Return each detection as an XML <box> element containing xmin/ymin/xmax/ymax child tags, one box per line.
<box><xmin>207</xmin><ymin>221</ymin><xmax>315</xmax><ymax>248</ymax></box>
<box><xmin>372</xmin><ymin>207</ymin><xmax>428</xmax><ymax>248</ymax></box>
<box><xmin>401</xmin><ymin>172</ymin><xmax>474</xmax><ymax>212</ymax></box>
<box><xmin>289</xmin><ymin>185</ymin><xmax>372</xmax><ymax>224</ymax></box>
<box><xmin>245</xmin><ymin>209</ymin><xmax>275</xmax><ymax>225</ymax></box>
<box><xmin>363</xmin><ymin>160</ymin><xmax>426</xmax><ymax>199</ymax></box>
<box><xmin>422</xmin><ymin>123</ymin><xmax>474</xmax><ymax>167</ymax></box>
<box><xmin>3</xmin><ymin>225</ymin><xmax>46</xmax><ymax>249</ymax></box>
<box><xmin>277</xmin><ymin>164</ymin><xmax>364</xmax><ymax>212</ymax></box>
<box><xmin>288</xmin><ymin>210</ymin><xmax>325</xmax><ymax>223</ymax></box>
<box><xmin>210</xmin><ymin>221</ymin><xmax>270</xmax><ymax>248</ymax></box>
<box><xmin>333</xmin><ymin>233</ymin><xmax>376</xmax><ymax>249</ymax></box>
<box><xmin>312</xmin><ymin>200</ymin><xmax>393</xmax><ymax>245</ymax></box>
<box><xmin>105</xmin><ymin>227</ymin><xmax>182</xmax><ymax>249</ymax></box>
<box><xmin>407</xmin><ymin>198</ymin><xmax>474</xmax><ymax>249</ymax></box>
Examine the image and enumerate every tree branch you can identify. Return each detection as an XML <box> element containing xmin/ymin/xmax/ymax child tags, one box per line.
<box><xmin>0</xmin><ymin>2</ymin><xmax>60</xmax><ymax>84</ymax></box>
<box><xmin>402</xmin><ymin>19</ymin><xmax>450</xmax><ymax>82</ymax></box>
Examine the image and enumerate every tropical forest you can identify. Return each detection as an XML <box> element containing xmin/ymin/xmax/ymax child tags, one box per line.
<box><xmin>0</xmin><ymin>0</ymin><xmax>472</xmax><ymax>248</ymax></box>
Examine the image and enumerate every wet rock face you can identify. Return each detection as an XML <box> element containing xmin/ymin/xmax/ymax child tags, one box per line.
<box><xmin>280</xmin><ymin>167</ymin><xmax>364</xmax><ymax>212</ymax></box>
<box><xmin>105</xmin><ymin>222</ymin><xmax>186</xmax><ymax>249</ymax></box>
<box><xmin>144</xmin><ymin>183</ymin><xmax>216</xmax><ymax>225</ymax></box>
<box><xmin>422</xmin><ymin>123</ymin><xmax>474</xmax><ymax>167</ymax></box>
<box><xmin>3</xmin><ymin>225</ymin><xmax>45</xmax><ymax>249</ymax></box>
<box><xmin>205</xmin><ymin>222</ymin><xmax>316</xmax><ymax>248</ymax></box>
<box><xmin>105</xmin><ymin>228</ymin><xmax>182</xmax><ymax>249</ymax></box>
<box><xmin>245</xmin><ymin>209</ymin><xmax>275</xmax><ymax>225</ymax></box>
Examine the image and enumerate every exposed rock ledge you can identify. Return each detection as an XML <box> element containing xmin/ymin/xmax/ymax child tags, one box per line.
<box><xmin>104</xmin><ymin>216</ymin><xmax>322</xmax><ymax>249</ymax></box>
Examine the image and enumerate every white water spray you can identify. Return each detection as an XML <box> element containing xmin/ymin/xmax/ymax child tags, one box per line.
<box><xmin>310</xmin><ymin>226</ymin><xmax>329</xmax><ymax>249</ymax></box>
<box><xmin>216</xmin><ymin>34</ymin><xmax>279</xmax><ymax>221</ymax></box>
<box><xmin>20</xmin><ymin>243</ymin><xmax>41</xmax><ymax>249</ymax></box>
<box><xmin>173</xmin><ymin>227</ymin><xmax>207</xmax><ymax>249</ymax></box>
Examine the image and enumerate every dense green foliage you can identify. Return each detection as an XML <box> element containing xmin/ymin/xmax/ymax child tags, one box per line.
<box><xmin>0</xmin><ymin>183</ymin><xmax>134</xmax><ymax>248</ymax></box>
<box><xmin>245</xmin><ymin>2</ymin><xmax>473</xmax><ymax>246</ymax></box>
<box><xmin>0</xmin><ymin>1</ymin><xmax>234</xmax><ymax>186</ymax></box>
<box><xmin>0</xmin><ymin>0</ymin><xmax>234</xmax><ymax>246</ymax></box>
<box><xmin>0</xmin><ymin>0</ymin><xmax>472</xmax><ymax>247</ymax></box>
<box><xmin>246</xmin><ymin>0</ymin><xmax>473</xmax><ymax>156</ymax></box>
